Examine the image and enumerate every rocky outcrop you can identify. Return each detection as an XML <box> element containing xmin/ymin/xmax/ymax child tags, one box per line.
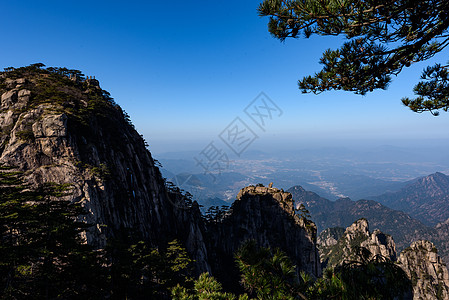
<box><xmin>0</xmin><ymin>67</ymin><xmax>211</xmax><ymax>274</ymax></box>
<box><xmin>319</xmin><ymin>219</ymin><xmax>397</xmax><ymax>268</ymax></box>
<box><xmin>1</xmin><ymin>73</ymin><xmax>175</xmax><ymax>247</ymax></box>
<box><xmin>319</xmin><ymin>218</ymin><xmax>449</xmax><ymax>299</ymax></box>
<box><xmin>317</xmin><ymin>227</ymin><xmax>344</xmax><ymax>248</ymax></box>
<box><xmin>206</xmin><ymin>185</ymin><xmax>321</xmax><ymax>289</ymax></box>
<box><xmin>398</xmin><ymin>240</ymin><xmax>449</xmax><ymax>300</ymax></box>
<box><xmin>289</xmin><ymin>185</ymin><xmax>449</xmax><ymax>263</ymax></box>
<box><xmin>0</xmin><ymin>66</ymin><xmax>320</xmax><ymax>282</ymax></box>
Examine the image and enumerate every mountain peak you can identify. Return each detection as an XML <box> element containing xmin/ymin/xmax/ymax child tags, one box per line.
<box><xmin>346</xmin><ymin>218</ymin><xmax>370</xmax><ymax>236</ymax></box>
<box><xmin>372</xmin><ymin>171</ymin><xmax>449</xmax><ymax>226</ymax></box>
<box><xmin>420</xmin><ymin>171</ymin><xmax>449</xmax><ymax>182</ymax></box>
<box><xmin>319</xmin><ymin>219</ymin><xmax>396</xmax><ymax>268</ymax></box>
<box><xmin>237</xmin><ymin>185</ymin><xmax>295</xmax><ymax>216</ymax></box>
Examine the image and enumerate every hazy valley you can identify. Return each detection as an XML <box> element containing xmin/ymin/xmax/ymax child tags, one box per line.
<box><xmin>158</xmin><ymin>146</ymin><xmax>449</xmax><ymax>204</ymax></box>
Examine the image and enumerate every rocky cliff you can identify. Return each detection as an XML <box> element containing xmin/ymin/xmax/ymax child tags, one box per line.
<box><xmin>289</xmin><ymin>185</ymin><xmax>449</xmax><ymax>264</ymax></box>
<box><xmin>0</xmin><ymin>66</ymin><xmax>189</xmax><ymax>248</ymax></box>
<box><xmin>398</xmin><ymin>240</ymin><xmax>449</xmax><ymax>300</ymax></box>
<box><xmin>319</xmin><ymin>218</ymin><xmax>396</xmax><ymax>268</ymax></box>
<box><xmin>0</xmin><ymin>65</ymin><xmax>320</xmax><ymax>282</ymax></box>
<box><xmin>205</xmin><ymin>185</ymin><xmax>321</xmax><ymax>288</ymax></box>
<box><xmin>319</xmin><ymin>219</ymin><xmax>449</xmax><ymax>300</ymax></box>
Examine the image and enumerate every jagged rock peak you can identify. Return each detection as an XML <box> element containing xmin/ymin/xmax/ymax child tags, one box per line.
<box><xmin>319</xmin><ymin>219</ymin><xmax>397</xmax><ymax>268</ymax></box>
<box><xmin>345</xmin><ymin>219</ymin><xmax>396</xmax><ymax>261</ymax></box>
<box><xmin>398</xmin><ymin>240</ymin><xmax>449</xmax><ymax>300</ymax></box>
<box><xmin>346</xmin><ymin>218</ymin><xmax>370</xmax><ymax>236</ymax></box>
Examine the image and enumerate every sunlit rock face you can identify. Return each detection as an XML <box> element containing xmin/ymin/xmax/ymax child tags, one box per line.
<box><xmin>398</xmin><ymin>240</ymin><xmax>449</xmax><ymax>300</ymax></box>
<box><xmin>0</xmin><ymin>74</ymin><xmax>177</xmax><ymax>248</ymax></box>
<box><xmin>318</xmin><ymin>217</ymin><xmax>449</xmax><ymax>300</ymax></box>
<box><xmin>318</xmin><ymin>218</ymin><xmax>396</xmax><ymax>268</ymax></box>
<box><xmin>0</xmin><ymin>69</ymin><xmax>213</xmax><ymax>276</ymax></box>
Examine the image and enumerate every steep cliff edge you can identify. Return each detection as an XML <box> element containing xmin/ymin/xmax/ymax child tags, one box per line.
<box><xmin>205</xmin><ymin>185</ymin><xmax>321</xmax><ymax>289</ymax></box>
<box><xmin>0</xmin><ymin>65</ymin><xmax>210</xmax><ymax>273</ymax></box>
<box><xmin>320</xmin><ymin>219</ymin><xmax>449</xmax><ymax>299</ymax></box>
<box><xmin>1</xmin><ymin>67</ymin><xmax>175</xmax><ymax>243</ymax></box>
<box><xmin>0</xmin><ymin>65</ymin><xmax>320</xmax><ymax>282</ymax></box>
<box><xmin>319</xmin><ymin>218</ymin><xmax>396</xmax><ymax>268</ymax></box>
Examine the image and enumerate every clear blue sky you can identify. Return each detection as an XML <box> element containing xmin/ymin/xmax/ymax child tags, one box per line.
<box><xmin>2</xmin><ymin>0</ymin><xmax>449</xmax><ymax>154</ymax></box>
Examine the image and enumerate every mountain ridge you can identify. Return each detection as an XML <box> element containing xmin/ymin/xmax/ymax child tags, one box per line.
<box><xmin>288</xmin><ymin>184</ymin><xmax>449</xmax><ymax>264</ymax></box>
<box><xmin>370</xmin><ymin>172</ymin><xmax>449</xmax><ymax>226</ymax></box>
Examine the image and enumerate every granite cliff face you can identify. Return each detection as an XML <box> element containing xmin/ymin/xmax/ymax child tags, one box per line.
<box><xmin>0</xmin><ymin>68</ymin><xmax>185</xmax><ymax>248</ymax></box>
<box><xmin>398</xmin><ymin>240</ymin><xmax>449</xmax><ymax>300</ymax></box>
<box><xmin>319</xmin><ymin>219</ymin><xmax>449</xmax><ymax>300</ymax></box>
<box><xmin>319</xmin><ymin>219</ymin><xmax>396</xmax><ymax>268</ymax></box>
<box><xmin>205</xmin><ymin>185</ymin><xmax>321</xmax><ymax>288</ymax></box>
<box><xmin>0</xmin><ymin>65</ymin><xmax>320</xmax><ymax>281</ymax></box>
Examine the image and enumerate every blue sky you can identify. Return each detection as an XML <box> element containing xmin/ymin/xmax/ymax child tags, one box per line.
<box><xmin>2</xmin><ymin>0</ymin><xmax>449</xmax><ymax>154</ymax></box>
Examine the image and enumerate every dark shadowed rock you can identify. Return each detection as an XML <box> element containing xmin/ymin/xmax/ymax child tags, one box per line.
<box><xmin>205</xmin><ymin>185</ymin><xmax>321</xmax><ymax>290</ymax></box>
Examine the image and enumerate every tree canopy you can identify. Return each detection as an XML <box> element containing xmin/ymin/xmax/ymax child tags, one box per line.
<box><xmin>258</xmin><ymin>0</ymin><xmax>449</xmax><ymax>115</ymax></box>
<box><xmin>0</xmin><ymin>167</ymin><xmax>107</xmax><ymax>299</ymax></box>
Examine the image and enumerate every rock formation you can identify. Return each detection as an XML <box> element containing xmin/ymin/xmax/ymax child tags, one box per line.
<box><xmin>319</xmin><ymin>218</ymin><xmax>396</xmax><ymax>268</ymax></box>
<box><xmin>317</xmin><ymin>227</ymin><xmax>345</xmax><ymax>248</ymax></box>
<box><xmin>289</xmin><ymin>184</ymin><xmax>449</xmax><ymax>264</ymax></box>
<box><xmin>319</xmin><ymin>219</ymin><xmax>449</xmax><ymax>299</ymax></box>
<box><xmin>0</xmin><ymin>69</ymin><xmax>185</xmax><ymax>250</ymax></box>
<box><xmin>398</xmin><ymin>240</ymin><xmax>449</xmax><ymax>300</ymax></box>
<box><xmin>0</xmin><ymin>65</ymin><xmax>320</xmax><ymax>283</ymax></box>
<box><xmin>205</xmin><ymin>185</ymin><xmax>321</xmax><ymax>288</ymax></box>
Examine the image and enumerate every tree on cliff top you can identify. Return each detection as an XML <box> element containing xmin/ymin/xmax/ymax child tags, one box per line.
<box><xmin>258</xmin><ymin>0</ymin><xmax>449</xmax><ymax>115</ymax></box>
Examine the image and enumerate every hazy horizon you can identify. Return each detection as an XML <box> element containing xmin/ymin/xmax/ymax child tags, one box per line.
<box><xmin>151</xmin><ymin>137</ymin><xmax>449</xmax><ymax>156</ymax></box>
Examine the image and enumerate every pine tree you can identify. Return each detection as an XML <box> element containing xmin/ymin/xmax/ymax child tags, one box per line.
<box><xmin>235</xmin><ymin>240</ymin><xmax>306</xmax><ymax>299</ymax></box>
<box><xmin>172</xmin><ymin>273</ymin><xmax>249</xmax><ymax>300</ymax></box>
<box><xmin>258</xmin><ymin>0</ymin><xmax>449</xmax><ymax>115</ymax></box>
<box><xmin>107</xmin><ymin>238</ymin><xmax>195</xmax><ymax>299</ymax></box>
<box><xmin>0</xmin><ymin>167</ymin><xmax>107</xmax><ymax>299</ymax></box>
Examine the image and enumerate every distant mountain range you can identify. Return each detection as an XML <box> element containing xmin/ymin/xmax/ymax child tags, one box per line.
<box><xmin>288</xmin><ymin>172</ymin><xmax>449</xmax><ymax>264</ymax></box>
<box><xmin>369</xmin><ymin>172</ymin><xmax>449</xmax><ymax>226</ymax></box>
<box><xmin>157</xmin><ymin>147</ymin><xmax>449</xmax><ymax>203</ymax></box>
<box><xmin>287</xmin><ymin>186</ymin><xmax>433</xmax><ymax>252</ymax></box>
<box><xmin>160</xmin><ymin>156</ymin><xmax>449</xmax><ymax>264</ymax></box>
